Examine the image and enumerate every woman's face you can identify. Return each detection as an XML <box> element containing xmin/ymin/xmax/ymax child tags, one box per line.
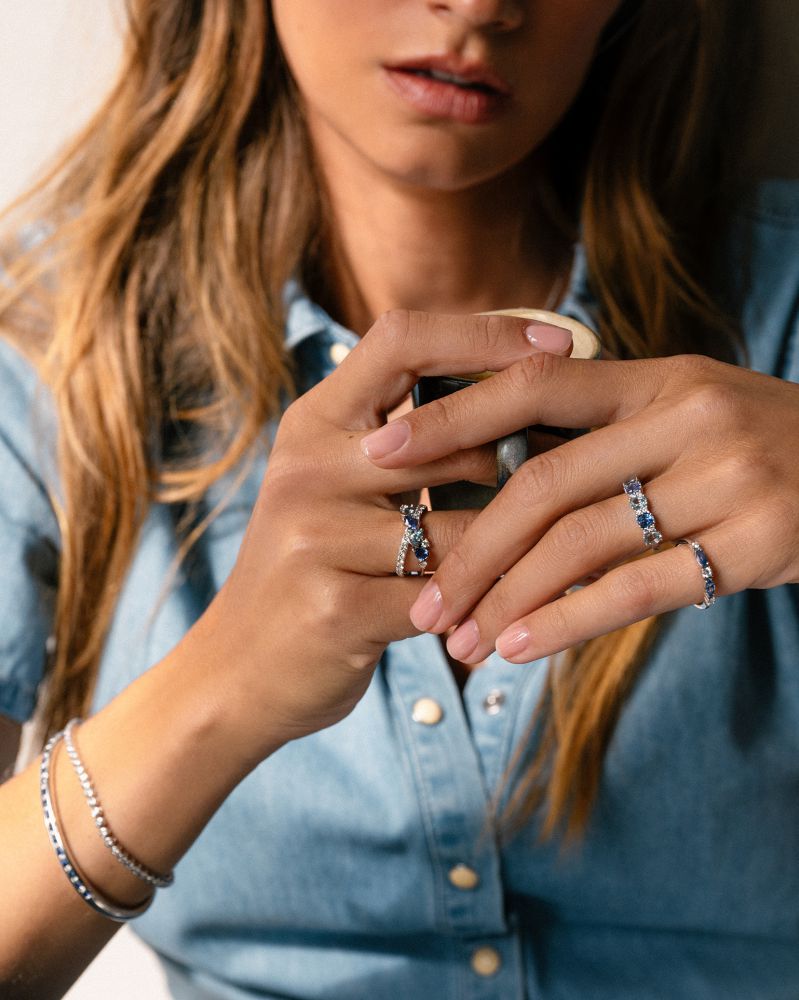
<box><xmin>271</xmin><ymin>0</ymin><xmax>621</xmax><ymax>192</ymax></box>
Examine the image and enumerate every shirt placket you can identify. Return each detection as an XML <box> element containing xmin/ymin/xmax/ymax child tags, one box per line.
<box><xmin>386</xmin><ymin>631</ymin><xmax>531</xmax><ymax>999</ymax></box>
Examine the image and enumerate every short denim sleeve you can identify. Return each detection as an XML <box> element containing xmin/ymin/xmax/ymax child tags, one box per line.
<box><xmin>0</xmin><ymin>337</ymin><xmax>59</xmax><ymax>723</ymax></box>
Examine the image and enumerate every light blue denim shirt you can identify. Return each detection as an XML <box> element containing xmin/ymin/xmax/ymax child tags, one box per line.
<box><xmin>2</xmin><ymin>181</ymin><xmax>799</xmax><ymax>1000</ymax></box>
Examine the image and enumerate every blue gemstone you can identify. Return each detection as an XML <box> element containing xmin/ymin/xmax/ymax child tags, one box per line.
<box><xmin>415</xmin><ymin>546</ymin><xmax>429</xmax><ymax>561</ymax></box>
<box><xmin>636</xmin><ymin>512</ymin><xmax>655</xmax><ymax>529</ymax></box>
<box><xmin>409</xmin><ymin>528</ymin><xmax>424</xmax><ymax>546</ymax></box>
<box><xmin>403</xmin><ymin>515</ymin><xmax>418</xmax><ymax>530</ymax></box>
<box><xmin>696</xmin><ymin>549</ymin><xmax>709</xmax><ymax>568</ymax></box>
<box><xmin>706</xmin><ymin>580</ymin><xmax>716</xmax><ymax>597</ymax></box>
<box><xmin>624</xmin><ymin>478</ymin><xmax>642</xmax><ymax>495</ymax></box>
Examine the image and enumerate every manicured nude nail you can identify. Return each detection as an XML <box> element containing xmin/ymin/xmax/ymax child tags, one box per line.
<box><xmin>496</xmin><ymin>625</ymin><xmax>530</xmax><ymax>659</ymax></box>
<box><xmin>446</xmin><ymin>619</ymin><xmax>480</xmax><ymax>660</ymax></box>
<box><xmin>361</xmin><ymin>419</ymin><xmax>410</xmax><ymax>460</ymax></box>
<box><xmin>409</xmin><ymin>580</ymin><xmax>444</xmax><ymax>631</ymax></box>
<box><xmin>524</xmin><ymin>322</ymin><xmax>573</xmax><ymax>356</ymax></box>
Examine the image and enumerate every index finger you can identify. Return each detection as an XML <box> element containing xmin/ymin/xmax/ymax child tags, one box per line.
<box><xmin>360</xmin><ymin>353</ymin><xmax>670</xmax><ymax>468</ymax></box>
<box><xmin>306</xmin><ymin>309</ymin><xmax>573</xmax><ymax>430</ymax></box>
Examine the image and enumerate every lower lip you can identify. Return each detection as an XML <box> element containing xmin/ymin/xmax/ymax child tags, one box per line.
<box><xmin>383</xmin><ymin>68</ymin><xmax>508</xmax><ymax>125</ymax></box>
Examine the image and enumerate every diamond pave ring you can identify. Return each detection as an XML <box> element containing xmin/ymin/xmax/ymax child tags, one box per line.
<box><xmin>396</xmin><ymin>503</ymin><xmax>430</xmax><ymax>577</ymax></box>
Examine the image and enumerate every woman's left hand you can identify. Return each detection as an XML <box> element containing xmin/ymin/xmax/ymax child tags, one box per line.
<box><xmin>360</xmin><ymin>351</ymin><xmax>799</xmax><ymax>663</ymax></box>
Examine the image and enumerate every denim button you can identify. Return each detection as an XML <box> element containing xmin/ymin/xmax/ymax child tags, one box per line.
<box><xmin>483</xmin><ymin>689</ymin><xmax>506</xmax><ymax>715</ymax></box>
<box><xmin>448</xmin><ymin>864</ymin><xmax>480</xmax><ymax>890</ymax></box>
<box><xmin>411</xmin><ymin>697</ymin><xmax>444</xmax><ymax>725</ymax></box>
<box><xmin>470</xmin><ymin>946</ymin><xmax>502</xmax><ymax>976</ymax></box>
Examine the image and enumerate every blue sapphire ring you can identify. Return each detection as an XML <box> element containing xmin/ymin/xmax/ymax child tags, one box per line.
<box><xmin>396</xmin><ymin>503</ymin><xmax>431</xmax><ymax>577</ymax></box>
<box><xmin>675</xmin><ymin>538</ymin><xmax>717</xmax><ymax>609</ymax></box>
<box><xmin>622</xmin><ymin>476</ymin><xmax>663</xmax><ymax>550</ymax></box>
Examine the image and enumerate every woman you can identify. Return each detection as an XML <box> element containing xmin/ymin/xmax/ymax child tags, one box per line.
<box><xmin>1</xmin><ymin>0</ymin><xmax>798</xmax><ymax>997</ymax></box>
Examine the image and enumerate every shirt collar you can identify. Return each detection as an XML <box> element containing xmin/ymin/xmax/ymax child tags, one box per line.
<box><xmin>556</xmin><ymin>241</ymin><xmax>598</xmax><ymax>332</ymax></box>
<box><xmin>282</xmin><ymin>278</ymin><xmax>360</xmax><ymax>352</ymax></box>
<box><xmin>282</xmin><ymin>241</ymin><xmax>600</xmax><ymax>352</ymax></box>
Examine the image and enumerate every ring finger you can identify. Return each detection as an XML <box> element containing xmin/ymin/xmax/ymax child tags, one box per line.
<box><xmin>407</xmin><ymin>411</ymin><xmax>692</xmax><ymax>636</ymax></box>
<box><xmin>493</xmin><ymin>521</ymin><xmax>745</xmax><ymax>663</ymax></box>
<box><xmin>435</xmin><ymin>466</ymin><xmax>739</xmax><ymax>661</ymax></box>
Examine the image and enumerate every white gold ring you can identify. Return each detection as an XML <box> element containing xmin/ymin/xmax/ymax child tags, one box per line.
<box><xmin>675</xmin><ymin>538</ymin><xmax>717</xmax><ymax>609</ymax></box>
<box><xmin>396</xmin><ymin>503</ymin><xmax>430</xmax><ymax>577</ymax></box>
<box><xmin>623</xmin><ymin>476</ymin><xmax>663</xmax><ymax>550</ymax></box>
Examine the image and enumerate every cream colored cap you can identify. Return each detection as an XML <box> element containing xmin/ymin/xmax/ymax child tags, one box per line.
<box><xmin>456</xmin><ymin>308</ymin><xmax>600</xmax><ymax>381</ymax></box>
<box><xmin>485</xmin><ymin>307</ymin><xmax>600</xmax><ymax>361</ymax></box>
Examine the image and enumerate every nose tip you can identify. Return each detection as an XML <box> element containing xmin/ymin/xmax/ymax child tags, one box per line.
<box><xmin>430</xmin><ymin>0</ymin><xmax>525</xmax><ymax>32</ymax></box>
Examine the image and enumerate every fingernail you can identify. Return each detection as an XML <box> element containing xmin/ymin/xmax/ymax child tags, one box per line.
<box><xmin>409</xmin><ymin>580</ymin><xmax>444</xmax><ymax>631</ymax></box>
<box><xmin>525</xmin><ymin>322</ymin><xmax>573</xmax><ymax>356</ymax></box>
<box><xmin>361</xmin><ymin>419</ymin><xmax>410</xmax><ymax>460</ymax></box>
<box><xmin>446</xmin><ymin>619</ymin><xmax>480</xmax><ymax>660</ymax></box>
<box><xmin>496</xmin><ymin>625</ymin><xmax>530</xmax><ymax>659</ymax></box>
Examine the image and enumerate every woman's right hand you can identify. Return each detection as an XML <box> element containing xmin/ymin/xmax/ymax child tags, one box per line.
<box><xmin>182</xmin><ymin>310</ymin><xmax>572</xmax><ymax>761</ymax></box>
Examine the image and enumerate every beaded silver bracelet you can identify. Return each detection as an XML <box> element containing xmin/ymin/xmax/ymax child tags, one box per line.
<box><xmin>40</xmin><ymin>727</ymin><xmax>154</xmax><ymax>922</ymax></box>
<box><xmin>62</xmin><ymin>718</ymin><xmax>174</xmax><ymax>889</ymax></box>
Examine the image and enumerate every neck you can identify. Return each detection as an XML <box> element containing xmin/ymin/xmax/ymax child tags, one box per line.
<box><xmin>308</xmin><ymin>145</ymin><xmax>571</xmax><ymax>337</ymax></box>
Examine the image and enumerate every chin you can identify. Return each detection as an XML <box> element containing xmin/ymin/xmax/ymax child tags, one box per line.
<box><xmin>371</xmin><ymin>136</ymin><xmax>533</xmax><ymax>193</ymax></box>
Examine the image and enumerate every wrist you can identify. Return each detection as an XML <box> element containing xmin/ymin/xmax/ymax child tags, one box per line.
<box><xmin>62</xmin><ymin>630</ymin><xmax>287</xmax><ymax>905</ymax></box>
<box><xmin>165</xmin><ymin>606</ymin><xmax>292</xmax><ymax>775</ymax></box>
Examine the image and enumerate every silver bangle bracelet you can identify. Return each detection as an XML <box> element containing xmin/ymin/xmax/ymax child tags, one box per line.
<box><xmin>40</xmin><ymin>728</ymin><xmax>155</xmax><ymax>922</ymax></box>
<box><xmin>63</xmin><ymin>718</ymin><xmax>174</xmax><ymax>889</ymax></box>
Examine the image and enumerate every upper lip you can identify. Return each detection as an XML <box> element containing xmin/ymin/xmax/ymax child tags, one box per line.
<box><xmin>384</xmin><ymin>55</ymin><xmax>512</xmax><ymax>96</ymax></box>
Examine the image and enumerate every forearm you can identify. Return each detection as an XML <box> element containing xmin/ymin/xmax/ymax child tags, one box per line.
<box><xmin>0</xmin><ymin>638</ymin><xmax>285</xmax><ymax>998</ymax></box>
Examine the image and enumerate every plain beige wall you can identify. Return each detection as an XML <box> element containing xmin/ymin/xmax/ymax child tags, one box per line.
<box><xmin>0</xmin><ymin>2</ymin><xmax>125</xmax><ymax>209</ymax></box>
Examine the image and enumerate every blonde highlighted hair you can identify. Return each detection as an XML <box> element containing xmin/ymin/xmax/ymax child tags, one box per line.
<box><xmin>0</xmin><ymin>0</ymin><xmax>756</xmax><ymax>844</ymax></box>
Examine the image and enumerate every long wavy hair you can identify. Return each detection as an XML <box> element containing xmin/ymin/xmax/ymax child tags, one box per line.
<box><xmin>0</xmin><ymin>0</ymin><xmax>756</xmax><ymax>843</ymax></box>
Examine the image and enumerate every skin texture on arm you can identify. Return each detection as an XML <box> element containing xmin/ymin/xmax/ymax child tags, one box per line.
<box><xmin>0</xmin><ymin>642</ymin><xmax>286</xmax><ymax>1000</ymax></box>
